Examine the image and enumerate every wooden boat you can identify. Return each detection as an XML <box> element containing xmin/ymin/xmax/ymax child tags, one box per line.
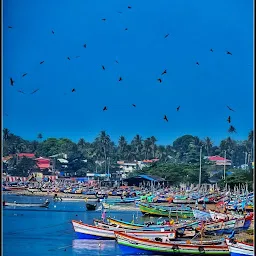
<box><xmin>86</xmin><ymin>203</ymin><xmax>97</xmax><ymax>211</ymax></box>
<box><xmin>192</xmin><ymin>209</ymin><xmax>212</xmax><ymax>221</ymax></box>
<box><xmin>101</xmin><ymin>197</ymin><xmax>140</xmax><ymax>205</ymax></box>
<box><xmin>139</xmin><ymin>203</ymin><xmax>194</xmax><ymax>218</ymax></box>
<box><xmin>226</xmin><ymin>238</ymin><xmax>254</xmax><ymax>256</ymax></box>
<box><xmin>71</xmin><ymin>220</ymin><xmax>176</xmax><ymax>240</ymax></box>
<box><xmin>115</xmin><ymin>232</ymin><xmax>230</xmax><ymax>255</ymax></box>
<box><xmin>102</xmin><ymin>202</ymin><xmax>138</xmax><ymax>211</ymax></box>
<box><xmin>209</xmin><ymin>210</ymin><xmax>243</xmax><ymax>221</ymax></box>
<box><xmin>3</xmin><ymin>200</ymin><xmax>50</xmax><ymax>208</ymax></box>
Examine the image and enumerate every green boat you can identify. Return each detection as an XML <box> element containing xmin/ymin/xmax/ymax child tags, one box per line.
<box><xmin>139</xmin><ymin>203</ymin><xmax>194</xmax><ymax>218</ymax></box>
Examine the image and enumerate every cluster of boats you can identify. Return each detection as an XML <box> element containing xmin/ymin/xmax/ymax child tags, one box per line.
<box><xmin>72</xmin><ymin>199</ymin><xmax>254</xmax><ymax>255</ymax></box>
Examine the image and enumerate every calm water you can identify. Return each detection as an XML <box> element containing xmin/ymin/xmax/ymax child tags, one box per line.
<box><xmin>3</xmin><ymin>195</ymin><xmax>157</xmax><ymax>256</ymax></box>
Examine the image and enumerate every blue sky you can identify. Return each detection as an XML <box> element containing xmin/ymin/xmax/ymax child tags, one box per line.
<box><xmin>3</xmin><ymin>0</ymin><xmax>253</xmax><ymax>146</ymax></box>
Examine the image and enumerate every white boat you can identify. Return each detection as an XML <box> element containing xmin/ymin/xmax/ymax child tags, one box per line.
<box><xmin>226</xmin><ymin>238</ymin><xmax>254</xmax><ymax>256</ymax></box>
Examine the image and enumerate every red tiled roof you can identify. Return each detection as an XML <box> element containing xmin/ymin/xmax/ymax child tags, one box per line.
<box><xmin>208</xmin><ymin>156</ymin><xmax>230</xmax><ymax>161</ymax></box>
<box><xmin>17</xmin><ymin>153</ymin><xmax>35</xmax><ymax>158</ymax></box>
<box><xmin>37</xmin><ymin>163</ymin><xmax>51</xmax><ymax>169</ymax></box>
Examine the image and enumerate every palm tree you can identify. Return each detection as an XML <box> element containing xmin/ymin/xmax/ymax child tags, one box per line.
<box><xmin>37</xmin><ymin>133</ymin><xmax>43</xmax><ymax>141</ymax></box>
<box><xmin>131</xmin><ymin>135</ymin><xmax>143</xmax><ymax>159</ymax></box>
<box><xmin>3</xmin><ymin>128</ymin><xmax>10</xmax><ymax>141</ymax></box>
<box><xmin>118</xmin><ymin>136</ymin><xmax>127</xmax><ymax>160</ymax></box>
<box><xmin>149</xmin><ymin>136</ymin><xmax>157</xmax><ymax>158</ymax></box>
<box><xmin>143</xmin><ymin>138</ymin><xmax>151</xmax><ymax>159</ymax></box>
<box><xmin>204</xmin><ymin>137</ymin><xmax>213</xmax><ymax>156</ymax></box>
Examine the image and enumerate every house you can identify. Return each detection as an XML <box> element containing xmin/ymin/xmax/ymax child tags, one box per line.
<box><xmin>35</xmin><ymin>157</ymin><xmax>51</xmax><ymax>170</ymax></box>
<box><xmin>16</xmin><ymin>153</ymin><xmax>35</xmax><ymax>163</ymax></box>
<box><xmin>206</xmin><ymin>156</ymin><xmax>232</xmax><ymax>166</ymax></box>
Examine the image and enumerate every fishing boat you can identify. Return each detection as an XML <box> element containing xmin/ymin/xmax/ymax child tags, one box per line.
<box><xmin>3</xmin><ymin>200</ymin><xmax>50</xmax><ymax>208</ymax></box>
<box><xmin>102</xmin><ymin>202</ymin><xmax>138</xmax><ymax>211</ymax></box>
<box><xmin>226</xmin><ymin>238</ymin><xmax>254</xmax><ymax>256</ymax></box>
<box><xmin>101</xmin><ymin>197</ymin><xmax>140</xmax><ymax>205</ymax></box>
<box><xmin>71</xmin><ymin>220</ymin><xmax>176</xmax><ymax>240</ymax></box>
<box><xmin>86</xmin><ymin>203</ymin><xmax>97</xmax><ymax>211</ymax></box>
<box><xmin>192</xmin><ymin>209</ymin><xmax>212</xmax><ymax>221</ymax></box>
<box><xmin>115</xmin><ymin>232</ymin><xmax>230</xmax><ymax>255</ymax></box>
<box><xmin>139</xmin><ymin>203</ymin><xmax>194</xmax><ymax>218</ymax></box>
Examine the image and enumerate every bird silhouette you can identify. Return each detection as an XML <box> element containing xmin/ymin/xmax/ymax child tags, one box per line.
<box><xmin>67</xmin><ymin>57</ymin><xmax>71</xmax><ymax>60</ymax></box>
<box><xmin>125</xmin><ymin>28</ymin><xmax>128</xmax><ymax>31</ymax></box>
<box><xmin>31</xmin><ymin>89</ymin><xmax>39</xmax><ymax>94</ymax></box>
<box><xmin>83</xmin><ymin>44</ymin><xmax>87</xmax><ymax>48</ymax></box>
<box><xmin>102</xmin><ymin>65</ymin><xmax>105</xmax><ymax>70</ymax></box>
<box><xmin>164</xmin><ymin>115</ymin><xmax>168</xmax><ymax>122</ymax></box>
<box><xmin>228</xmin><ymin>125</ymin><xmax>236</xmax><ymax>133</ymax></box>
<box><xmin>119</xmin><ymin>77</ymin><xmax>122</xmax><ymax>81</ymax></box>
<box><xmin>10</xmin><ymin>78</ymin><xmax>14</xmax><ymax>86</ymax></box>
<box><xmin>227</xmin><ymin>116</ymin><xmax>231</xmax><ymax>123</ymax></box>
<box><xmin>103</xmin><ymin>106</ymin><xmax>107</xmax><ymax>111</ymax></box>
<box><xmin>157</xmin><ymin>78</ymin><xmax>162</xmax><ymax>83</ymax></box>
<box><xmin>117</xmin><ymin>11</ymin><xmax>122</xmax><ymax>14</ymax></box>
<box><xmin>8</xmin><ymin>26</ymin><xmax>12</xmax><ymax>29</ymax></box>
<box><xmin>52</xmin><ymin>30</ymin><xmax>54</xmax><ymax>34</ymax></box>
<box><xmin>22</xmin><ymin>73</ymin><xmax>28</xmax><ymax>77</ymax></box>
<box><xmin>226</xmin><ymin>51</ymin><xmax>232</xmax><ymax>55</ymax></box>
<box><xmin>227</xmin><ymin>106</ymin><xmax>235</xmax><ymax>112</ymax></box>
<box><xmin>17</xmin><ymin>90</ymin><xmax>25</xmax><ymax>94</ymax></box>
<box><xmin>115</xmin><ymin>60</ymin><xmax>119</xmax><ymax>64</ymax></box>
<box><xmin>40</xmin><ymin>61</ymin><xmax>44</xmax><ymax>64</ymax></box>
<box><xmin>102</xmin><ymin>18</ymin><xmax>106</xmax><ymax>21</ymax></box>
<box><xmin>128</xmin><ymin>6</ymin><xmax>132</xmax><ymax>9</ymax></box>
<box><xmin>196</xmin><ymin>62</ymin><xmax>199</xmax><ymax>65</ymax></box>
<box><xmin>132</xmin><ymin>104</ymin><xmax>136</xmax><ymax>107</ymax></box>
<box><xmin>177</xmin><ymin>106</ymin><xmax>180</xmax><ymax>111</ymax></box>
<box><xmin>161</xmin><ymin>70</ymin><xmax>167</xmax><ymax>75</ymax></box>
<box><xmin>210</xmin><ymin>49</ymin><xmax>213</xmax><ymax>52</ymax></box>
<box><xmin>164</xmin><ymin>34</ymin><xmax>169</xmax><ymax>38</ymax></box>
<box><xmin>72</xmin><ymin>88</ymin><xmax>76</xmax><ymax>92</ymax></box>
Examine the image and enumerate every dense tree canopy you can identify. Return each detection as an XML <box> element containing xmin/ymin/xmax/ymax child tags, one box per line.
<box><xmin>2</xmin><ymin>128</ymin><xmax>254</xmax><ymax>187</ymax></box>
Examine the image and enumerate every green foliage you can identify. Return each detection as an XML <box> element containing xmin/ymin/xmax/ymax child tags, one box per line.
<box><xmin>10</xmin><ymin>157</ymin><xmax>37</xmax><ymax>177</ymax></box>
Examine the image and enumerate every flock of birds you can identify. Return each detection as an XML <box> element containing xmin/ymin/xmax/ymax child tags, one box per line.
<box><xmin>7</xmin><ymin>5</ymin><xmax>237</xmax><ymax>134</ymax></box>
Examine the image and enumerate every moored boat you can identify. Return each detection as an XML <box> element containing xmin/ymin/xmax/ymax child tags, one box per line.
<box><xmin>226</xmin><ymin>238</ymin><xmax>254</xmax><ymax>256</ymax></box>
<box><xmin>3</xmin><ymin>200</ymin><xmax>50</xmax><ymax>208</ymax></box>
<box><xmin>115</xmin><ymin>231</ymin><xmax>230</xmax><ymax>255</ymax></box>
<box><xmin>86</xmin><ymin>203</ymin><xmax>97</xmax><ymax>211</ymax></box>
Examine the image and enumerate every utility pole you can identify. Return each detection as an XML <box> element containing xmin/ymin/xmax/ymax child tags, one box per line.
<box><xmin>198</xmin><ymin>146</ymin><xmax>202</xmax><ymax>190</ymax></box>
<box><xmin>223</xmin><ymin>150</ymin><xmax>226</xmax><ymax>181</ymax></box>
<box><xmin>245</xmin><ymin>152</ymin><xmax>248</xmax><ymax>171</ymax></box>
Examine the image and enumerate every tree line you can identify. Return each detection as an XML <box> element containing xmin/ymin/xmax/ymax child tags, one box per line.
<box><xmin>2</xmin><ymin>128</ymin><xmax>254</xmax><ymax>187</ymax></box>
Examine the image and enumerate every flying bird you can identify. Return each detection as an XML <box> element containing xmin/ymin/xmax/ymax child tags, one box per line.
<box><xmin>210</xmin><ymin>49</ymin><xmax>213</xmax><ymax>52</ymax></box>
<box><xmin>117</xmin><ymin>11</ymin><xmax>122</xmax><ymax>14</ymax></box>
<box><xmin>119</xmin><ymin>77</ymin><xmax>122</xmax><ymax>81</ymax></box>
<box><xmin>157</xmin><ymin>78</ymin><xmax>162</xmax><ymax>83</ymax></box>
<box><xmin>128</xmin><ymin>6</ymin><xmax>132</xmax><ymax>9</ymax></box>
<box><xmin>164</xmin><ymin>34</ymin><xmax>169</xmax><ymax>38</ymax></box>
<box><xmin>161</xmin><ymin>70</ymin><xmax>167</xmax><ymax>75</ymax></box>
<box><xmin>40</xmin><ymin>61</ymin><xmax>44</xmax><ymax>64</ymax></box>
<box><xmin>176</xmin><ymin>106</ymin><xmax>180</xmax><ymax>111</ymax></box>
<box><xmin>102</xmin><ymin>18</ymin><xmax>106</xmax><ymax>21</ymax></box>
<box><xmin>31</xmin><ymin>89</ymin><xmax>39</xmax><ymax>94</ymax></box>
<box><xmin>102</xmin><ymin>65</ymin><xmax>105</xmax><ymax>70</ymax></box>
<box><xmin>196</xmin><ymin>62</ymin><xmax>199</xmax><ymax>65</ymax></box>
<box><xmin>10</xmin><ymin>78</ymin><xmax>14</xmax><ymax>86</ymax></box>
<box><xmin>228</xmin><ymin>125</ymin><xmax>236</xmax><ymax>133</ymax></box>
<box><xmin>17</xmin><ymin>90</ymin><xmax>25</xmax><ymax>94</ymax></box>
<box><xmin>115</xmin><ymin>60</ymin><xmax>119</xmax><ymax>64</ymax></box>
<box><xmin>52</xmin><ymin>30</ymin><xmax>54</xmax><ymax>34</ymax></box>
<box><xmin>83</xmin><ymin>44</ymin><xmax>87</xmax><ymax>48</ymax></box>
<box><xmin>124</xmin><ymin>28</ymin><xmax>128</xmax><ymax>31</ymax></box>
<box><xmin>67</xmin><ymin>57</ymin><xmax>71</xmax><ymax>60</ymax></box>
<box><xmin>8</xmin><ymin>26</ymin><xmax>12</xmax><ymax>29</ymax></box>
<box><xmin>227</xmin><ymin>106</ymin><xmax>235</xmax><ymax>112</ymax></box>
<box><xmin>72</xmin><ymin>88</ymin><xmax>75</xmax><ymax>92</ymax></box>
<box><xmin>132</xmin><ymin>104</ymin><xmax>136</xmax><ymax>107</ymax></box>
<box><xmin>164</xmin><ymin>115</ymin><xmax>168</xmax><ymax>122</ymax></box>
<box><xmin>226</xmin><ymin>51</ymin><xmax>232</xmax><ymax>55</ymax></box>
<box><xmin>103</xmin><ymin>106</ymin><xmax>107</xmax><ymax>111</ymax></box>
<box><xmin>22</xmin><ymin>73</ymin><xmax>28</xmax><ymax>77</ymax></box>
<box><xmin>227</xmin><ymin>116</ymin><xmax>231</xmax><ymax>123</ymax></box>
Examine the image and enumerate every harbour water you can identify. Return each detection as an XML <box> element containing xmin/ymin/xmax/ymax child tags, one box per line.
<box><xmin>3</xmin><ymin>195</ymin><xmax>152</xmax><ymax>256</ymax></box>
